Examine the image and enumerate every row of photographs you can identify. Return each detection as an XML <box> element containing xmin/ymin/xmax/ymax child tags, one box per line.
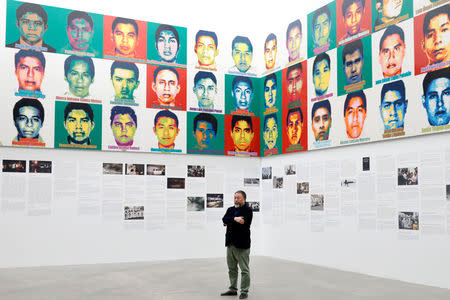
<box><xmin>5</xmin><ymin>0</ymin><xmax>448</xmax><ymax>76</ymax></box>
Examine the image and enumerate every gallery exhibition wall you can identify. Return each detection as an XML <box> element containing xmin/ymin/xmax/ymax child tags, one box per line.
<box><xmin>1</xmin><ymin>0</ymin><xmax>450</xmax><ymax>290</ymax></box>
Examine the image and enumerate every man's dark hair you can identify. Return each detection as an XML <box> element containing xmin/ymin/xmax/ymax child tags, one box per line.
<box><xmin>64</xmin><ymin>102</ymin><xmax>94</xmax><ymax>122</ymax></box>
<box><xmin>313</xmin><ymin>5</ymin><xmax>331</xmax><ymax>26</ymax></box>
<box><xmin>379</xmin><ymin>25</ymin><xmax>404</xmax><ymax>52</ymax></box>
<box><xmin>112</xmin><ymin>17</ymin><xmax>138</xmax><ymax>36</ymax></box>
<box><xmin>110</xmin><ymin>106</ymin><xmax>137</xmax><ymax>127</ymax></box>
<box><xmin>64</xmin><ymin>55</ymin><xmax>95</xmax><ymax>78</ymax></box>
<box><xmin>15</xmin><ymin>49</ymin><xmax>46</xmax><ymax>69</ymax></box>
<box><xmin>110</xmin><ymin>61</ymin><xmax>139</xmax><ymax>81</ymax></box>
<box><xmin>194</xmin><ymin>71</ymin><xmax>217</xmax><ymax>86</ymax></box>
<box><xmin>423</xmin><ymin>5</ymin><xmax>450</xmax><ymax>37</ymax></box>
<box><xmin>342</xmin><ymin>38</ymin><xmax>364</xmax><ymax>64</ymax></box>
<box><xmin>13</xmin><ymin>98</ymin><xmax>45</xmax><ymax>124</ymax></box>
<box><xmin>264</xmin><ymin>73</ymin><xmax>277</xmax><ymax>88</ymax></box>
<box><xmin>344</xmin><ymin>90</ymin><xmax>367</xmax><ymax>115</ymax></box>
<box><xmin>287</xmin><ymin>62</ymin><xmax>303</xmax><ymax>77</ymax></box>
<box><xmin>193</xmin><ymin>113</ymin><xmax>218</xmax><ymax>134</ymax></box>
<box><xmin>342</xmin><ymin>0</ymin><xmax>365</xmax><ymax>16</ymax></box>
<box><xmin>265</xmin><ymin>33</ymin><xmax>277</xmax><ymax>48</ymax></box>
<box><xmin>153</xmin><ymin>66</ymin><xmax>179</xmax><ymax>81</ymax></box>
<box><xmin>312</xmin><ymin>52</ymin><xmax>330</xmax><ymax>76</ymax></box>
<box><xmin>286</xmin><ymin>19</ymin><xmax>302</xmax><ymax>41</ymax></box>
<box><xmin>381</xmin><ymin>80</ymin><xmax>406</xmax><ymax>105</ymax></box>
<box><xmin>155</xmin><ymin>24</ymin><xmax>180</xmax><ymax>45</ymax></box>
<box><xmin>235</xmin><ymin>190</ymin><xmax>247</xmax><ymax>200</ymax></box>
<box><xmin>195</xmin><ymin>30</ymin><xmax>218</xmax><ymax>48</ymax></box>
<box><xmin>67</xmin><ymin>10</ymin><xmax>93</xmax><ymax>28</ymax></box>
<box><xmin>154</xmin><ymin>109</ymin><xmax>179</xmax><ymax>128</ymax></box>
<box><xmin>16</xmin><ymin>3</ymin><xmax>48</xmax><ymax>25</ymax></box>
<box><xmin>287</xmin><ymin>107</ymin><xmax>303</xmax><ymax>125</ymax></box>
<box><xmin>264</xmin><ymin>113</ymin><xmax>278</xmax><ymax>127</ymax></box>
<box><xmin>232</xmin><ymin>76</ymin><xmax>253</xmax><ymax>91</ymax></box>
<box><xmin>311</xmin><ymin>99</ymin><xmax>331</xmax><ymax>120</ymax></box>
<box><xmin>422</xmin><ymin>67</ymin><xmax>450</xmax><ymax>96</ymax></box>
<box><xmin>231</xmin><ymin>115</ymin><xmax>253</xmax><ymax>132</ymax></box>
<box><xmin>232</xmin><ymin>36</ymin><xmax>253</xmax><ymax>52</ymax></box>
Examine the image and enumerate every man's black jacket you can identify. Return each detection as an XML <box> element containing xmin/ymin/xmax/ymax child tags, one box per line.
<box><xmin>222</xmin><ymin>203</ymin><xmax>253</xmax><ymax>249</ymax></box>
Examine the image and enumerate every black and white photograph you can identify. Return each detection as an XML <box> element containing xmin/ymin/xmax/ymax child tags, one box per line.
<box><xmin>147</xmin><ymin>164</ymin><xmax>166</xmax><ymax>176</ymax></box>
<box><xmin>244</xmin><ymin>178</ymin><xmax>260</xmax><ymax>186</ymax></box>
<box><xmin>187</xmin><ymin>196</ymin><xmax>205</xmax><ymax>211</ymax></box>
<box><xmin>187</xmin><ymin>165</ymin><xmax>205</xmax><ymax>177</ymax></box>
<box><xmin>125</xmin><ymin>164</ymin><xmax>145</xmax><ymax>175</ymax></box>
<box><xmin>285</xmin><ymin>164</ymin><xmax>296</xmax><ymax>175</ymax></box>
<box><xmin>262</xmin><ymin>167</ymin><xmax>272</xmax><ymax>179</ymax></box>
<box><xmin>447</xmin><ymin>185</ymin><xmax>450</xmax><ymax>201</ymax></box>
<box><xmin>248</xmin><ymin>201</ymin><xmax>260</xmax><ymax>212</ymax></box>
<box><xmin>297</xmin><ymin>182</ymin><xmax>309</xmax><ymax>194</ymax></box>
<box><xmin>29</xmin><ymin>160</ymin><xmax>52</xmax><ymax>173</ymax></box>
<box><xmin>311</xmin><ymin>194</ymin><xmax>324</xmax><ymax>211</ymax></box>
<box><xmin>2</xmin><ymin>160</ymin><xmax>26</xmax><ymax>173</ymax></box>
<box><xmin>398</xmin><ymin>211</ymin><xmax>419</xmax><ymax>230</ymax></box>
<box><xmin>398</xmin><ymin>167</ymin><xmax>418</xmax><ymax>186</ymax></box>
<box><xmin>206</xmin><ymin>194</ymin><xmax>224</xmax><ymax>208</ymax></box>
<box><xmin>341</xmin><ymin>178</ymin><xmax>357</xmax><ymax>189</ymax></box>
<box><xmin>362</xmin><ymin>157</ymin><xmax>370</xmax><ymax>171</ymax></box>
<box><xmin>273</xmin><ymin>176</ymin><xmax>283</xmax><ymax>189</ymax></box>
<box><xmin>103</xmin><ymin>163</ymin><xmax>123</xmax><ymax>175</ymax></box>
<box><xmin>124</xmin><ymin>206</ymin><xmax>144</xmax><ymax>220</ymax></box>
<box><xmin>167</xmin><ymin>178</ymin><xmax>186</xmax><ymax>189</ymax></box>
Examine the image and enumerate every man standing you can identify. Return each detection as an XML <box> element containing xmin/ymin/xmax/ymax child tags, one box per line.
<box><xmin>221</xmin><ymin>190</ymin><xmax>253</xmax><ymax>300</ymax></box>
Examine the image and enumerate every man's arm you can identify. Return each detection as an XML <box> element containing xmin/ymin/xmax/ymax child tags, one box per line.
<box><xmin>222</xmin><ymin>207</ymin><xmax>235</xmax><ymax>226</ymax></box>
<box><xmin>244</xmin><ymin>206</ymin><xmax>253</xmax><ymax>227</ymax></box>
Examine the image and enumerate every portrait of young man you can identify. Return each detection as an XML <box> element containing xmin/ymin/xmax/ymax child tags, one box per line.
<box><xmin>343</xmin><ymin>90</ymin><xmax>367</xmax><ymax>139</ymax></box>
<box><xmin>415</xmin><ymin>5</ymin><xmax>450</xmax><ymax>74</ymax></box>
<box><xmin>194</xmin><ymin>30</ymin><xmax>219</xmax><ymax>70</ymax></box>
<box><xmin>14</xmin><ymin>49</ymin><xmax>46</xmax><ymax>98</ymax></box>
<box><xmin>421</xmin><ymin>67</ymin><xmax>450</xmax><ymax>127</ymax></box>
<box><xmin>152</xmin><ymin>109</ymin><xmax>180</xmax><ymax>151</ymax></box>
<box><xmin>312</xmin><ymin>52</ymin><xmax>332</xmax><ymax>98</ymax></box>
<box><xmin>262</xmin><ymin>113</ymin><xmax>279</xmax><ymax>155</ymax></box>
<box><xmin>192</xmin><ymin>113</ymin><xmax>217</xmax><ymax>151</ymax></box>
<box><xmin>6</xmin><ymin>2</ymin><xmax>56</xmax><ymax>52</ymax></box>
<box><xmin>308</xmin><ymin>2</ymin><xmax>336</xmax><ymax>57</ymax></box>
<box><xmin>154</xmin><ymin>24</ymin><xmax>181</xmax><ymax>64</ymax></box>
<box><xmin>109</xmin><ymin>106</ymin><xmax>137</xmax><ymax>148</ymax></box>
<box><xmin>264</xmin><ymin>33</ymin><xmax>277</xmax><ymax>71</ymax></box>
<box><xmin>379</xmin><ymin>80</ymin><xmax>408</xmax><ymax>137</ymax></box>
<box><xmin>12</xmin><ymin>98</ymin><xmax>45</xmax><ymax>147</ymax></box>
<box><xmin>229</xmin><ymin>36</ymin><xmax>256</xmax><ymax>76</ymax></box>
<box><xmin>263</xmin><ymin>73</ymin><xmax>278</xmax><ymax>114</ymax></box>
<box><xmin>229</xmin><ymin>76</ymin><xmax>254</xmax><ymax>116</ymax></box>
<box><xmin>62</xmin><ymin>10</ymin><xmax>97</xmax><ymax>56</ymax></box>
<box><xmin>62</xmin><ymin>102</ymin><xmax>96</xmax><ymax>147</ymax></box>
<box><xmin>110</xmin><ymin>61</ymin><xmax>140</xmax><ymax>105</ymax></box>
<box><xmin>227</xmin><ymin>115</ymin><xmax>258</xmax><ymax>157</ymax></box>
<box><xmin>192</xmin><ymin>71</ymin><xmax>218</xmax><ymax>111</ymax></box>
<box><xmin>284</xmin><ymin>62</ymin><xmax>306</xmax><ymax>108</ymax></box>
<box><xmin>150</xmin><ymin>66</ymin><xmax>182</xmax><ymax>109</ymax></box>
<box><xmin>377</xmin><ymin>24</ymin><xmax>407</xmax><ymax>78</ymax></box>
<box><xmin>63</xmin><ymin>55</ymin><xmax>95</xmax><ymax>100</ymax></box>
<box><xmin>311</xmin><ymin>100</ymin><xmax>332</xmax><ymax>142</ymax></box>
<box><xmin>338</xmin><ymin>0</ymin><xmax>371</xmax><ymax>45</ymax></box>
<box><xmin>373</xmin><ymin>0</ymin><xmax>413</xmax><ymax>32</ymax></box>
<box><xmin>284</xmin><ymin>107</ymin><xmax>304</xmax><ymax>152</ymax></box>
<box><xmin>286</xmin><ymin>19</ymin><xmax>303</xmax><ymax>63</ymax></box>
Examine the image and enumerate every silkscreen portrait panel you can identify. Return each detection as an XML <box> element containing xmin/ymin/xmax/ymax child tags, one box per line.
<box><xmin>186</xmin><ymin>112</ymin><xmax>225</xmax><ymax>155</ymax></box>
<box><xmin>224</xmin><ymin>114</ymin><xmax>260</xmax><ymax>157</ymax></box>
<box><xmin>261</xmin><ymin>70</ymin><xmax>282</xmax><ymax>117</ymax></box>
<box><xmin>108</xmin><ymin>60</ymin><xmax>147</xmax><ymax>107</ymax></box>
<box><xmin>336</xmin><ymin>0</ymin><xmax>372</xmax><ymax>46</ymax></box>
<box><xmin>308</xmin><ymin>48</ymin><xmax>338</xmax><ymax>103</ymax></box>
<box><xmin>147</xmin><ymin>22</ymin><xmax>187</xmax><ymax>67</ymax></box>
<box><xmin>307</xmin><ymin>1</ymin><xmax>338</xmax><ymax>58</ymax></box>
<box><xmin>372</xmin><ymin>0</ymin><xmax>413</xmax><ymax>32</ymax></box>
<box><xmin>189</xmin><ymin>28</ymin><xmax>221</xmax><ymax>71</ymax></box>
<box><xmin>285</xmin><ymin>16</ymin><xmax>308</xmax><ymax>66</ymax></box>
<box><xmin>227</xmin><ymin>35</ymin><xmax>258</xmax><ymax>77</ymax></box>
<box><xmin>224</xmin><ymin>74</ymin><xmax>259</xmax><ymax>117</ymax></box>
<box><xmin>282</xmin><ymin>61</ymin><xmax>308</xmax><ymax>110</ymax></box>
<box><xmin>146</xmin><ymin>109</ymin><xmax>186</xmax><ymax>154</ymax></box>
<box><xmin>282</xmin><ymin>103</ymin><xmax>308</xmax><ymax>153</ymax></box>
<box><xmin>187</xmin><ymin>70</ymin><xmax>224</xmax><ymax>114</ymax></box>
<box><xmin>307</xmin><ymin>98</ymin><xmax>338</xmax><ymax>150</ymax></box>
<box><xmin>261</xmin><ymin>111</ymin><xmax>282</xmax><ymax>156</ymax></box>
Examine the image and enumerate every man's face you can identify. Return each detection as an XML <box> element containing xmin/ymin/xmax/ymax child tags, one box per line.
<box><xmin>344</xmin><ymin>96</ymin><xmax>366</xmax><ymax>138</ymax></box>
<box><xmin>313</xmin><ymin>13</ymin><xmax>331</xmax><ymax>46</ymax></box>
<box><xmin>234</xmin><ymin>192</ymin><xmax>245</xmax><ymax>207</ymax></box>
<box><xmin>379</xmin><ymin>33</ymin><xmax>405</xmax><ymax>77</ymax></box>
<box><xmin>344</xmin><ymin>1</ymin><xmax>364</xmax><ymax>36</ymax></box>
<box><xmin>380</xmin><ymin>0</ymin><xmax>403</xmax><ymax>20</ymax></box>
<box><xmin>287</xmin><ymin>26</ymin><xmax>302</xmax><ymax>61</ymax></box>
<box><xmin>263</xmin><ymin>117</ymin><xmax>278</xmax><ymax>149</ymax></box>
<box><xmin>264</xmin><ymin>79</ymin><xmax>277</xmax><ymax>108</ymax></box>
<box><xmin>380</xmin><ymin>90</ymin><xmax>407</xmax><ymax>130</ymax></box>
<box><xmin>232</xmin><ymin>42</ymin><xmax>252</xmax><ymax>72</ymax></box>
<box><xmin>17</xmin><ymin>12</ymin><xmax>46</xmax><ymax>43</ymax></box>
<box><xmin>264</xmin><ymin>39</ymin><xmax>277</xmax><ymax>70</ymax></box>
<box><xmin>193</xmin><ymin>78</ymin><xmax>217</xmax><ymax>109</ymax></box>
<box><xmin>344</xmin><ymin>49</ymin><xmax>363</xmax><ymax>84</ymax></box>
<box><xmin>15</xmin><ymin>106</ymin><xmax>42</xmax><ymax>139</ymax></box>
<box><xmin>312</xmin><ymin>107</ymin><xmax>331</xmax><ymax>141</ymax></box>
<box><xmin>152</xmin><ymin>70</ymin><xmax>180</xmax><ymax>105</ymax></box>
<box><xmin>153</xmin><ymin>117</ymin><xmax>179</xmax><ymax>148</ymax></box>
<box><xmin>422</xmin><ymin>77</ymin><xmax>450</xmax><ymax>126</ymax></box>
<box><xmin>111</xmin><ymin>113</ymin><xmax>136</xmax><ymax>145</ymax></box>
<box><xmin>287</xmin><ymin>112</ymin><xmax>302</xmax><ymax>145</ymax></box>
<box><xmin>156</xmin><ymin>30</ymin><xmax>179</xmax><ymax>62</ymax></box>
<box><xmin>112</xmin><ymin>23</ymin><xmax>137</xmax><ymax>56</ymax></box>
<box><xmin>112</xmin><ymin>68</ymin><xmax>139</xmax><ymax>100</ymax></box>
<box><xmin>194</xmin><ymin>120</ymin><xmax>215</xmax><ymax>149</ymax></box>
<box><xmin>232</xmin><ymin>81</ymin><xmax>253</xmax><ymax>110</ymax></box>
<box><xmin>313</xmin><ymin>59</ymin><xmax>330</xmax><ymax>96</ymax></box>
<box><xmin>65</xmin><ymin>60</ymin><xmax>93</xmax><ymax>98</ymax></box>
<box><xmin>423</xmin><ymin>13</ymin><xmax>450</xmax><ymax>64</ymax></box>
<box><xmin>15</xmin><ymin>56</ymin><xmax>44</xmax><ymax>91</ymax></box>
<box><xmin>287</xmin><ymin>68</ymin><xmax>303</xmax><ymax>101</ymax></box>
<box><xmin>67</xmin><ymin>18</ymin><xmax>93</xmax><ymax>51</ymax></box>
<box><xmin>64</xmin><ymin>109</ymin><xmax>94</xmax><ymax>142</ymax></box>
<box><xmin>195</xmin><ymin>35</ymin><xmax>218</xmax><ymax>66</ymax></box>
<box><xmin>231</xmin><ymin>120</ymin><xmax>254</xmax><ymax>152</ymax></box>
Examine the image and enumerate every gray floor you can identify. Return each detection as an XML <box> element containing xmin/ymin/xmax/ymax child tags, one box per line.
<box><xmin>0</xmin><ymin>256</ymin><xmax>449</xmax><ymax>300</ymax></box>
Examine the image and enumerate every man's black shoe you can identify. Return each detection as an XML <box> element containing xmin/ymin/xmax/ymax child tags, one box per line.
<box><xmin>239</xmin><ymin>293</ymin><xmax>248</xmax><ymax>299</ymax></box>
<box><xmin>220</xmin><ymin>290</ymin><xmax>237</xmax><ymax>296</ymax></box>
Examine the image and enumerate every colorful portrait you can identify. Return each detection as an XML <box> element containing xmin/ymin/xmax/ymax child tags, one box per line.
<box><xmin>261</xmin><ymin>112</ymin><xmax>281</xmax><ymax>156</ymax></box>
<box><xmin>194</xmin><ymin>30</ymin><xmax>219</xmax><ymax>70</ymax></box>
<box><xmin>12</xmin><ymin>98</ymin><xmax>46</xmax><ymax>147</ymax></box>
<box><xmin>109</xmin><ymin>106</ymin><xmax>138</xmax><ymax>150</ymax></box>
<box><xmin>62</xmin><ymin>55</ymin><xmax>98</xmax><ymax>101</ymax></box>
<box><xmin>421</xmin><ymin>67</ymin><xmax>450</xmax><ymax>127</ymax></box>
<box><xmin>225</xmin><ymin>114</ymin><xmax>260</xmax><ymax>157</ymax></box>
<box><xmin>286</xmin><ymin>19</ymin><xmax>305</xmax><ymax>63</ymax></box>
<box><xmin>228</xmin><ymin>35</ymin><xmax>257</xmax><ymax>76</ymax></box>
<box><xmin>225</xmin><ymin>75</ymin><xmax>259</xmax><ymax>116</ymax></box>
<box><xmin>282</xmin><ymin>61</ymin><xmax>308</xmax><ymax>109</ymax></box>
<box><xmin>14</xmin><ymin>49</ymin><xmax>46</xmax><ymax>99</ymax></box>
<box><xmin>343</xmin><ymin>90</ymin><xmax>368</xmax><ymax>139</ymax></box>
<box><xmin>308</xmin><ymin>49</ymin><xmax>338</xmax><ymax>102</ymax></box>
<box><xmin>147</xmin><ymin>22</ymin><xmax>187</xmax><ymax>66</ymax></box>
<box><xmin>282</xmin><ymin>105</ymin><xmax>308</xmax><ymax>153</ymax></box>
<box><xmin>264</xmin><ymin>33</ymin><xmax>278</xmax><ymax>71</ymax></box>
<box><xmin>187</xmin><ymin>112</ymin><xmax>224</xmax><ymax>155</ymax></box>
<box><xmin>372</xmin><ymin>0</ymin><xmax>413</xmax><ymax>32</ymax></box>
<box><xmin>337</xmin><ymin>0</ymin><xmax>372</xmax><ymax>46</ymax></box>
<box><xmin>149</xmin><ymin>109</ymin><xmax>186</xmax><ymax>153</ymax></box>
<box><xmin>307</xmin><ymin>1</ymin><xmax>337</xmax><ymax>58</ymax></box>
<box><xmin>379</xmin><ymin>80</ymin><xmax>408</xmax><ymax>138</ymax></box>
<box><xmin>262</xmin><ymin>71</ymin><xmax>282</xmax><ymax>116</ymax></box>
<box><xmin>109</xmin><ymin>60</ymin><xmax>144</xmax><ymax>106</ymax></box>
<box><xmin>190</xmin><ymin>71</ymin><xmax>220</xmax><ymax>112</ymax></box>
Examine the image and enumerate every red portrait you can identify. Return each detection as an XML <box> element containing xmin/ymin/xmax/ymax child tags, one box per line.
<box><xmin>224</xmin><ymin>115</ymin><xmax>260</xmax><ymax>157</ymax></box>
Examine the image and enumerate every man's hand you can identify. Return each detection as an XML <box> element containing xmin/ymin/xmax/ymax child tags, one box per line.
<box><xmin>234</xmin><ymin>216</ymin><xmax>244</xmax><ymax>224</ymax></box>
